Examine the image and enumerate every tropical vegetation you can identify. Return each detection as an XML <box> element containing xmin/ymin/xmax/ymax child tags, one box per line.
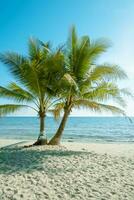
<box><xmin>0</xmin><ymin>39</ymin><xmax>65</xmax><ymax>145</ymax></box>
<box><xmin>48</xmin><ymin>27</ymin><xmax>130</xmax><ymax>145</ymax></box>
<box><xmin>0</xmin><ymin>27</ymin><xmax>130</xmax><ymax>145</ymax></box>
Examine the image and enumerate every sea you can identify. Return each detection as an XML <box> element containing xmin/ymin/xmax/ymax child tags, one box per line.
<box><xmin>0</xmin><ymin>117</ymin><xmax>134</xmax><ymax>143</ymax></box>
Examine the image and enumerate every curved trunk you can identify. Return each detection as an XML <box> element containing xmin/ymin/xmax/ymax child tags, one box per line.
<box><xmin>33</xmin><ymin>113</ymin><xmax>47</xmax><ymax>145</ymax></box>
<box><xmin>48</xmin><ymin>108</ymin><xmax>70</xmax><ymax>145</ymax></box>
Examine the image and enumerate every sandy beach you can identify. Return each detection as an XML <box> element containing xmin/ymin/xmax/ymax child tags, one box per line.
<box><xmin>0</xmin><ymin>140</ymin><xmax>134</xmax><ymax>200</ymax></box>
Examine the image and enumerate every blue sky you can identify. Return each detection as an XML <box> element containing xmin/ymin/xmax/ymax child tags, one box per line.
<box><xmin>0</xmin><ymin>0</ymin><xmax>134</xmax><ymax>116</ymax></box>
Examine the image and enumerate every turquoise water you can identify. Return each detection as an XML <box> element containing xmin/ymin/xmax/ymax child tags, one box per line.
<box><xmin>0</xmin><ymin>117</ymin><xmax>134</xmax><ymax>143</ymax></box>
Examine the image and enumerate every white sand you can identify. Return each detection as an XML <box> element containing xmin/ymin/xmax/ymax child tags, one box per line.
<box><xmin>1</xmin><ymin>139</ymin><xmax>134</xmax><ymax>157</ymax></box>
<box><xmin>0</xmin><ymin>139</ymin><xmax>23</xmax><ymax>148</ymax></box>
<box><xmin>64</xmin><ymin>142</ymin><xmax>134</xmax><ymax>158</ymax></box>
<box><xmin>0</xmin><ymin>139</ymin><xmax>134</xmax><ymax>199</ymax></box>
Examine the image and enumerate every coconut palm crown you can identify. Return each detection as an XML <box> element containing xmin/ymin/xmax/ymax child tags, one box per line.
<box><xmin>49</xmin><ymin>27</ymin><xmax>130</xmax><ymax>145</ymax></box>
<box><xmin>0</xmin><ymin>38</ymin><xmax>65</xmax><ymax>145</ymax></box>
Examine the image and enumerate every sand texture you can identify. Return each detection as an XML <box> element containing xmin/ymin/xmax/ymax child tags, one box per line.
<box><xmin>0</xmin><ymin>143</ymin><xmax>134</xmax><ymax>200</ymax></box>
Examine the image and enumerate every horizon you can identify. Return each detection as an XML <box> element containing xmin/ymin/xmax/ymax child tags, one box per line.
<box><xmin>1</xmin><ymin>115</ymin><xmax>131</xmax><ymax>119</ymax></box>
<box><xmin>0</xmin><ymin>0</ymin><xmax>134</xmax><ymax>116</ymax></box>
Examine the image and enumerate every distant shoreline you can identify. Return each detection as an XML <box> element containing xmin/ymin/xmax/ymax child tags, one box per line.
<box><xmin>1</xmin><ymin>116</ymin><xmax>134</xmax><ymax>118</ymax></box>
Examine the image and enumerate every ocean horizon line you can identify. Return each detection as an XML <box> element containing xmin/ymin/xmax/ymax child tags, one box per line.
<box><xmin>1</xmin><ymin>115</ymin><xmax>134</xmax><ymax>118</ymax></box>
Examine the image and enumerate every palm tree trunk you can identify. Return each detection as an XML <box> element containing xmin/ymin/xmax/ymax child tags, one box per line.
<box><xmin>48</xmin><ymin>108</ymin><xmax>70</xmax><ymax>145</ymax></box>
<box><xmin>33</xmin><ymin>114</ymin><xmax>47</xmax><ymax>145</ymax></box>
<box><xmin>38</xmin><ymin>115</ymin><xmax>45</xmax><ymax>138</ymax></box>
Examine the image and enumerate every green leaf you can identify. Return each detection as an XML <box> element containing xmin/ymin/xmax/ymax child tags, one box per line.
<box><xmin>0</xmin><ymin>83</ymin><xmax>34</xmax><ymax>102</ymax></box>
<box><xmin>0</xmin><ymin>104</ymin><xmax>28</xmax><ymax>116</ymax></box>
<box><xmin>74</xmin><ymin>99</ymin><xmax>125</xmax><ymax>115</ymax></box>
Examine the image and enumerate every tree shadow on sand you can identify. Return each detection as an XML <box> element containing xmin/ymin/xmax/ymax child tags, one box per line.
<box><xmin>0</xmin><ymin>147</ymin><xmax>89</xmax><ymax>175</ymax></box>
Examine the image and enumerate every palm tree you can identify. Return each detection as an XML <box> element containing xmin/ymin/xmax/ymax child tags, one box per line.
<box><xmin>0</xmin><ymin>38</ymin><xmax>64</xmax><ymax>145</ymax></box>
<box><xmin>48</xmin><ymin>27</ymin><xmax>130</xmax><ymax>145</ymax></box>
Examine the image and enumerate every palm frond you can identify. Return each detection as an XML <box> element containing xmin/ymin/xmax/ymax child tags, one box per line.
<box><xmin>39</xmin><ymin>40</ymin><xmax>51</xmax><ymax>53</ymax></box>
<box><xmin>28</xmin><ymin>38</ymin><xmax>41</xmax><ymax>61</ymax></box>
<box><xmin>0</xmin><ymin>52</ymin><xmax>38</xmax><ymax>93</ymax></box>
<box><xmin>88</xmin><ymin>38</ymin><xmax>110</xmax><ymax>62</ymax></box>
<box><xmin>8</xmin><ymin>82</ymin><xmax>35</xmax><ymax>101</ymax></box>
<box><xmin>74</xmin><ymin>99</ymin><xmax>125</xmax><ymax>115</ymax></box>
<box><xmin>49</xmin><ymin>102</ymin><xmax>64</xmax><ymax>120</ymax></box>
<box><xmin>0</xmin><ymin>104</ymin><xmax>29</xmax><ymax>116</ymax></box>
<box><xmin>83</xmin><ymin>82</ymin><xmax>128</xmax><ymax>107</ymax></box>
<box><xmin>0</xmin><ymin>85</ymin><xmax>34</xmax><ymax>103</ymax></box>
<box><xmin>66</xmin><ymin>27</ymin><xmax>111</xmax><ymax>82</ymax></box>
<box><xmin>62</xmin><ymin>73</ymin><xmax>77</xmax><ymax>87</ymax></box>
<box><xmin>120</xmin><ymin>88</ymin><xmax>134</xmax><ymax>98</ymax></box>
<box><xmin>88</xmin><ymin>64</ymin><xmax>127</xmax><ymax>82</ymax></box>
<box><xmin>1</xmin><ymin>51</ymin><xmax>45</xmax><ymax>99</ymax></box>
<box><xmin>73</xmin><ymin>36</ymin><xmax>90</xmax><ymax>78</ymax></box>
<box><xmin>0</xmin><ymin>52</ymin><xmax>27</xmax><ymax>82</ymax></box>
<box><xmin>70</xmin><ymin>26</ymin><xmax>78</xmax><ymax>52</ymax></box>
<box><xmin>67</xmin><ymin>26</ymin><xmax>77</xmax><ymax>71</ymax></box>
<box><xmin>96</xmin><ymin>103</ymin><xmax>125</xmax><ymax>115</ymax></box>
<box><xmin>74</xmin><ymin>99</ymin><xmax>101</xmax><ymax>111</ymax></box>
